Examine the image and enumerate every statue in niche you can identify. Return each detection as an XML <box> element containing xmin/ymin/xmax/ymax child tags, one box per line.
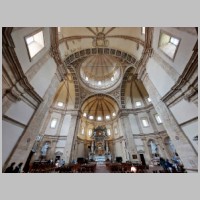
<box><xmin>150</xmin><ymin>141</ymin><xmax>158</xmax><ymax>155</ymax></box>
<box><xmin>41</xmin><ymin>142</ymin><xmax>49</xmax><ymax>156</ymax></box>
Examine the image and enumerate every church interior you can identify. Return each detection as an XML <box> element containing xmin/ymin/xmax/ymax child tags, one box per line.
<box><xmin>2</xmin><ymin>27</ymin><xmax>198</xmax><ymax>173</ymax></box>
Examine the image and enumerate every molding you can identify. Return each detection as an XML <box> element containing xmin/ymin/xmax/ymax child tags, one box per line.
<box><xmin>136</xmin><ymin>27</ymin><xmax>154</xmax><ymax>80</ymax></box>
<box><xmin>64</xmin><ymin>48</ymin><xmax>136</xmax><ymax>66</ymax></box>
<box><xmin>59</xmin><ymin>34</ymin><xmax>145</xmax><ymax>47</ymax></box>
<box><xmin>43</xmin><ymin>135</ymin><xmax>67</xmax><ymax>140</ymax></box>
<box><xmin>2</xmin><ymin>28</ymin><xmax>43</xmax><ymax>108</ymax></box>
<box><xmin>3</xmin><ymin>115</ymin><xmax>26</xmax><ymax>128</ymax></box>
<box><xmin>49</xmin><ymin>27</ymin><xmax>66</xmax><ymax>81</ymax></box>
<box><xmin>161</xmin><ymin>42</ymin><xmax>198</xmax><ymax>106</ymax></box>
<box><xmin>179</xmin><ymin>117</ymin><xmax>198</xmax><ymax>127</ymax></box>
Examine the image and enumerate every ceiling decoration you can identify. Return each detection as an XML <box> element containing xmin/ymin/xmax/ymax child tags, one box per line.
<box><xmin>64</xmin><ymin>47</ymin><xmax>136</xmax><ymax>66</ymax></box>
<box><xmin>81</xmin><ymin>94</ymin><xmax>119</xmax><ymax>122</ymax></box>
<box><xmin>79</xmin><ymin>54</ymin><xmax>122</xmax><ymax>90</ymax></box>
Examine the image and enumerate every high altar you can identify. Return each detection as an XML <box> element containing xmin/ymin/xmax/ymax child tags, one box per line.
<box><xmin>89</xmin><ymin>126</ymin><xmax>112</xmax><ymax>162</ymax></box>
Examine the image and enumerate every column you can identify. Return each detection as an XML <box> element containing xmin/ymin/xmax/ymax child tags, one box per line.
<box><xmin>119</xmin><ymin>113</ymin><xmax>139</xmax><ymax>162</ymax></box>
<box><xmin>142</xmin><ymin>73</ymin><xmax>198</xmax><ymax>170</ymax></box>
<box><xmin>135</xmin><ymin>113</ymin><xmax>143</xmax><ymax>134</ymax></box>
<box><xmin>141</xmin><ymin>137</ymin><xmax>151</xmax><ymax>165</ymax></box>
<box><xmin>155</xmin><ymin>137</ymin><xmax>165</xmax><ymax>158</ymax></box>
<box><xmin>52</xmin><ymin>113</ymin><xmax>65</xmax><ymax>159</ymax></box>
<box><xmin>106</xmin><ymin>141</ymin><xmax>109</xmax><ymax>153</ymax></box>
<box><xmin>5</xmin><ymin>75</ymin><xmax>60</xmax><ymax>167</ymax></box>
<box><xmin>156</xmin><ymin>137</ymin><xmax>170</xmax><ymax>160</ymax></box>
<box><xmin>91</xmin><ymin>141</ymin><xmax>94</xmax><ymax>153</ymax></box>
<box><xmin>146</xmin><ymin>110</ymin><xmax>158</xmax><ymax>133</ymax></box>
<box><xmin>63</xmin><ymin>112</ymin><xmax>81</xmax><ymax>163</ymax></box>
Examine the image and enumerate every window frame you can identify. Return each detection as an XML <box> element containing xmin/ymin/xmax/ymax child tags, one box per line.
<box><xmin>154</xmin><ymin>113</ymin><xmax>163</xmax><ymax>125</ymax></box>
<box><xmin>141</xmin><ymin>27</ymin><xmax>145</xmax><ymax>35</ymax></box>
<box><xmin>24</xmin><ymin>28</ymin><xmax>45</xmax><ymax>61</ymax></box>
<box><xmin>141</xmin><ymin>117</ymin><xmax>150</xmax><ymax>128</ymax></box>
<box><xmin>158</xmin><ymin>30</ymin><xmax>181</xmax><ymax>61</ymax></box>
<box><xmin>50</xmin><ymin>118</ymin><xmax>58</xmax><ymax>129</ymax></box>
<box><xmin>135</xmin><ymin>101</ymin><xmax>142</xmax><ymax>107</ymax></box>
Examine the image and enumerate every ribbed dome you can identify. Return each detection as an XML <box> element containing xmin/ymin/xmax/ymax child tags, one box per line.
<box><xmin>79</xmin><ymin>54</ymin><xmax>121</xmax><ymax>89</ymax></box>
<box><xmin>81</xmin><ymin>95</ymin><xmax>119</xmax><ymax>122</ymax></box>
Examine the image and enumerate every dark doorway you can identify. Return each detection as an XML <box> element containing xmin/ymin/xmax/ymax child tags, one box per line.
<box><xmin>140</xmin><ymin>154</ymin><xmax>146</xmax><ymax>166</ymax></box>
<box><xmin>55</xmin><ymin>156</ymin><xmax>60</xmax><ymax>162</ymax></box>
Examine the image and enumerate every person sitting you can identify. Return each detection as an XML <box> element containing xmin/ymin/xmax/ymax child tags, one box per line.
<box><xmin>4</xmin><ymin>162</ymin><xmax>15</xmax><ymax>173</ymax></box>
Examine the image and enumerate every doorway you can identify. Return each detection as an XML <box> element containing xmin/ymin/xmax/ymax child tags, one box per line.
<box><xmin>139</xmin><ymin>154</ymin><xmax>146</xmax><ymax>165</ymax></box>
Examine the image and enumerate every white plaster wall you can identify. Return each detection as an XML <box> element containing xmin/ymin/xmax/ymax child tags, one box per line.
<box><xmin>11</xmin><ymin>27</ymin><xmax>51</xmax><ymax>73</ymax></box>
<box><xmin>5</xmin><ymin>101</ymin><xmax>34</xmax><ymax>125</ymax></box>
<box><xmin>134</xmin><ymin>138</ymin><xmax>143</xmax><ymax>146</ymax></box>
<box><xmin>136</xmin><ymin>146</ymin><xmax>144</xmax><ymax>152</ymax></box>
<box><xmin>138</xmin><ymin>112</ymin><xmax>154</xmax><ymax>134</ymax></box>
<box><xmin>56</xmin><ymin>140</ymin><xmax>67</xmax><ymax>148</ymax></box>
<box><xmin>153</xmin><ymin>28</ymin><xmax>197</xmax><ymax>75</ymax></box>
<box><xmin>146</xmin><ymin>58</ymin><xmax>175</xmax><ymax>97</ymax></box>
<box><xmin>30</xmin><ymin>58</ymin><xmax>57</xmax><ymax>98</ymax></box>
<box><xmin>2</xmin><ymin>120</ymin><xmax>24</xmax><ymax>166</ymax></box>
<box><xmin>45</xmin><ymin>112</ymin><xmax>61</xmax><ymax>135</ymax></box>
<box><xmin>128</xmin><ymin>114</ymin><xmax>140</xmax><ymax>135</ymax></box>
<box><xmin>134</xmin><ymin>139</ymin><xmax>145</xmax><ymax>152</ymax></box>
<box><xmin>109</xmin><ymin>38</ymin><xmax>143</xmax><ymax>60</ymax></box>
<box><xmin>169</xmin><ymin>99</ymin><xmax>198</xmax><ymax>124</ymax></box>
<box><xmin>60</xmin><ymin>114</ymin><xmax>71</xmax><ymax>136</ymax></box>
<box><xmin>181</xmin><ymin>121</ymin><xmax>198</xmax><ymax>152</ymax></box>
<box><xmin>55</xmin><ymin>148</ymin><xmax>64</xmax><ymax>154</ymax></box>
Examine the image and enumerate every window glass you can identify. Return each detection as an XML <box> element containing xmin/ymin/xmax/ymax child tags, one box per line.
<box><xmin>50</xmin><ymin>118</ymin><xmax>57</xmax><ymax>128</ymax></box>
<box><xmin>25</xmin><ymin>30</ymin><xmax>44</xmax><ymax>59</ymax></box>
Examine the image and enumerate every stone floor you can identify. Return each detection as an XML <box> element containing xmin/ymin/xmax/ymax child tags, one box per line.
<box><xmin>95</xmin><ymin>162</ymin><xmax>110</xmax><ymax>173</ymax></box>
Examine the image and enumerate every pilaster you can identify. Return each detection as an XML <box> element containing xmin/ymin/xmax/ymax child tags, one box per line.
<box><xmin>141</xmin><ymin>72</ymin><xmax>198</xmax><ymax>170</ymax></box>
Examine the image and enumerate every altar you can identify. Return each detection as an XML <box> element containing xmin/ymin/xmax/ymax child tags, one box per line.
<box><xmin>88</xmin><ymin>126</ymin><xmax>112</xmax><ymax>162</ymax></box>
<box><xmin>95</xmin><ymin>155</ymin><xmax>106</xmax><ymax>162</ymax></box>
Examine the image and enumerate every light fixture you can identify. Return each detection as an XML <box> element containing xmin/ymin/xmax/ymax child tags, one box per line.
<box><xmin>85</xmin><ymin>77</ymin><xmax>88</xmax><ymax>81</ymax></box>
<box><xmin>83</xmin><ymin>113</ymin><xmax>87</xmax><ymax>117</ymax></box>
<box><xmin>57</xmin><ymin>102</ymin><xmax>64</xmax><ymax>107</ymax></box>
<box><xmin>112</xmin><ymin>112</ymin><xmax>116</xmax><ymax>117</ymax></box>
<box><xmin>131</xmin><ymin>166</ymin><xmax>137</xmax><ymax>173</ymax></box>
<box><xmin>89</xmin><ymin>116</ymin><xmax>94</xmax><ymax>120</ymax></box>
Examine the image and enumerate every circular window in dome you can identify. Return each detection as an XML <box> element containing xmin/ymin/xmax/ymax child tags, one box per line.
<box><xmin>79</xmin><ymin>54</ymin><xmax>122</xmax><ymax>90</ymax></box>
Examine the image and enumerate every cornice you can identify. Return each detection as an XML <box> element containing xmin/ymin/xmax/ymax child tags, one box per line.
<box><xmin>2</xmin><ymin>28</ymin><xmax>43</xmax><ymax>108</ymax></box>
<box><xmin>161</xmin><ymin>42</ymin><xmax>198</xmax><ymax>106</ymax></box>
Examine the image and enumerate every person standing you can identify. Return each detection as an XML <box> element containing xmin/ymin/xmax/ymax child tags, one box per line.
<box><xmin>4</xmin><ymin>162</ymin><xmax>15</xmax><ymax>173</ymax></box>
<box><xmin>13</xmin><ymin>163</ymin><xmax>23</xmax><ymax>173</ymax></box>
